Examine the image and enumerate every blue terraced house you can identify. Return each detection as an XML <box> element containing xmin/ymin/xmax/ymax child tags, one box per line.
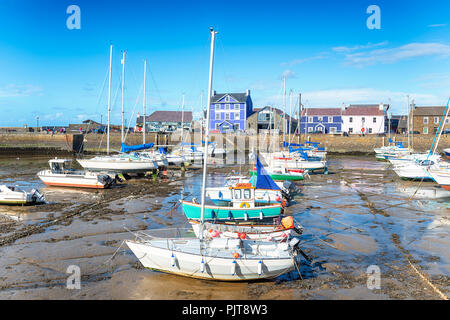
<box><xmin>299</xmin><ymin>108</ymin><xmax>343</xmax><ymax>134</ymax></box>
<box><xmin>209</xmin><ymin>90</ymin><xmax>253</xmax><ymax>132</ymax></box>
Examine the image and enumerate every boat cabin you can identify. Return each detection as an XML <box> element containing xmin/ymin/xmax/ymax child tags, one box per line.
<box><xmin>48</xmin><ymin>158</ymin><xmax>73</xmax><ymax>174</ymax></box>
<box><xmin>229</xmin><ymin>183</ymin><xmax>256</xmax><ymax>208</ymax></box>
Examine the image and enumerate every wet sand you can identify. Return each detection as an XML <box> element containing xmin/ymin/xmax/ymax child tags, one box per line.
<box><xmin>0</xmin><ymin>155</ymin><xmax>448</xmax><ymax>300</ymax></box>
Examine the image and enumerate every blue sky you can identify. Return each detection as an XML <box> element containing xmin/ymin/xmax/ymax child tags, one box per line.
<box><xmin>0</xmin><ymin>0</ymin><xmax>449</xmax><ymax>126</ymax></box>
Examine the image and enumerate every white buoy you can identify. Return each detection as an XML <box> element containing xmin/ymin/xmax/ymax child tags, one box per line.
<box><xmin>170</xmin><ymin>253</ymin><xmax>175</xmax><ymax>267</ymax></box>
<box><xmin>244</xmin><ymin>211</ymin><xmax>248</xmax><ymax>221</ymax></box>
<box><xmin>258</xmin><ymin>260</ymin><xmax>263</xmax><ymax>276</ymax></box>
<box><xmin>200</xmin><ymin>258</ymin><xmax>205</xmax><ymax>273</ymax></box>
<box><xmin>259</xmin><ymin>210</ymin><xmax>263</xmax><ymax>220</ymax></box>
<box><xmin>231</xmin><ymin>260</ymin><xmax>236</xmax><ymax>275</ymax></box>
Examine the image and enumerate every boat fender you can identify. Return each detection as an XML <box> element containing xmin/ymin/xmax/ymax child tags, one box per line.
<box><xmin>275</xmin><ymin>195</ymin><xmax>281</xmax><ymax>202</ymax></box>
<box><xmin>209</xmin><ymin>229</ymin><xmax>220</xmax><ymax>238</ymax></box>
<box><xmin>239</xmin><ymin>232</ymin><xmax>247</xmax><ymax>240</ymax></box>
<box><xmin>282</xmin><ymin>199</ymin><xmax>286</xmax><ymax>207</ymax></box>
<box><xmin>258</xmin><ymin>260</ymin><xmax>263</xmax><ymax>276</ymax></box>
<box><xmin>200</xmin><ymin>258</ymin><xmax>205</xmax><ymax>273</ymax></box>
<box><xmin>259</xmin><ymin>210</ymin><xmax>263</xmax><ymax>220</ymax></box>
<box><xmin>218</xmin><ymin>191</ymin><xmax>223</xmax><ymax>200</ymax></box>
<box><xmin>231</xmin><ymin>259</ymin><xmax>237</xmax><ymax>275</ymax></box>
<box><xmin>244</xmin><ymin>211</ymin><xmax>248</xmax><ymax>221</ymax></box>
<box><xmin>211</xmin><ymin>210</ymin><xmax>216</xmax><ymax>219</ymax></box>
<box><xmin>228</xmin><ymin>210</ymin><xmax>233</xmax><ymax>220</ymax></box>
<box><xmin>240</xmin><ymin>202</ymin><xmax>250</xmax><ymax>208</ymax></box>
<box><xmin>170</xmin><ymin>253</ymin><xmax>176</xmax><ymax>267</ymax></box>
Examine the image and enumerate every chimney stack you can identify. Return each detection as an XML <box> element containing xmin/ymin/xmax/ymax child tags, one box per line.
<box><xmin>246</xmin><ymin>89</ymin><xmax>250</xmax><ymax>96</ymax></box>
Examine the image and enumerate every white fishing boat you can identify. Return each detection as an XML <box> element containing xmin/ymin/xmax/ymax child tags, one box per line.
<box><xmin>125</xmin><ymin>27</ymin><xmax>299</xmax><ymax>281</ymax></box>
<box><xmin>0</xmin><ymin>185</ymin><xmax>45</xmax><ymax>205</ymax></box>
<box><xmin>37</xmin><ymin>158</ymin><xmax>114</xmax><ymax>189</ymax></box>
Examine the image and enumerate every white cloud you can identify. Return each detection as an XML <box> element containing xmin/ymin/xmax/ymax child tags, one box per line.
<box><xmin>0</xmin><ymin>84</ymin><xmax>42</xmax><ymax>97</ymax></box>
<box><xmin>281</xmin><ymin>70</ymin><xmax>296</xmax><ymax>79</ymax></box>
<box><xmin>343</xmin><ymin>42</ymin><xmax>450</xmax><ymax>67</ymax></box>
<box><xmin>428</xmin><ymin>24</ymin><xmax>447</xmax><ymax>28</ymax></box>
<box><xmin>332</xmin><ymin>41</ymin><xmax>389</xmax><ymax>53</ymax></box>
<box><xmin>281</xmin><ymin>54</ymin><xmax>328</xmax><ymax>67</ymax></box>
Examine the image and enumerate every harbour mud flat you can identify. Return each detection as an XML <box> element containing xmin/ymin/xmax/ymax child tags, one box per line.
<box><xmin>0</xmin><ymin>155</ymin><xmax>448</xmax><ymax>299</ymax></box>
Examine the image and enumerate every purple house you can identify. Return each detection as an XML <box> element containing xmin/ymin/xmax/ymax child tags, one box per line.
<box><xmin>209</xmin><ymin>90</ymin><xmax>253</xmax><ymax>132</ymax></box>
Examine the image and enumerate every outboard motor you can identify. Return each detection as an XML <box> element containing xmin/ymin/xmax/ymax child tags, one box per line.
<box><xmin>288</xmin><ymin>237</ymin><xmax>311</xmax><ymax>262</ymax></box>
<box><xmin>98</xmin><ymin>175</ymin><xmax>114</xmax><ymax>187</ymax></box>
<box><xmin>30</xmin><ymin>189</ymin><xmax>45</xmax><ymax>203</ymax></box>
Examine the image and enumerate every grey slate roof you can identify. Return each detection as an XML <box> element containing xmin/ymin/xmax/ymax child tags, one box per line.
<box><xmin>412</xmin><ymin>106</ymin><xmax>446</xmax><ymax>116</ymax></box>
<box><xmin>211</xmin><ymin>93</ymin><xmax>248</xmax><ymax>103</ymax></box>
<box><xmin>137</xmin><ymin>111</ymin><xmax>193</xmax><ymax>123</ymax></box>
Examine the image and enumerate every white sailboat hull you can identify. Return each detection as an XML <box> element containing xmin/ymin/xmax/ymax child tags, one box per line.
<box><xmin>77</xmin><ymin>157</ymin><xmax>157</xmax><ymax>173</ymax></box>
<box><xmin>126</xmin><ymin>238</ymin><xmax>296</xmax><ymax>281</ymax></box>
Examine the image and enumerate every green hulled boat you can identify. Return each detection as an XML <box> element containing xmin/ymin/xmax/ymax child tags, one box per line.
<box><xmin>249</xmin><ymin>169</ymin><xmax>305</xmax><ymax>181</ymax></box>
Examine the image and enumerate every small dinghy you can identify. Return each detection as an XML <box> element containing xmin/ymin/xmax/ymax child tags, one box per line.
<box><xmin>0</xmin><ymin>185</ymin><xmax>45</xmax><ymax>205</ymax></box>
<box><xmin>38</xmin><ymin>158</ymin><xmax>114</xmax><ymax>189</ymax></box>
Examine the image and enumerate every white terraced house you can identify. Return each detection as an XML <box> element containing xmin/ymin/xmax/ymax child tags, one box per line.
<box><xmin>341</xmin><ymin>103</ymin><xmax>386</xmax><ymax>135</ymax></box>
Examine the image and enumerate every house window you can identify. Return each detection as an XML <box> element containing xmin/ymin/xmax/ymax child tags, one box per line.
<box><xmin>308</xmin><ymin>127</ymin><xmax>313</xmax><ymax>132</ymax></box>
<box><xmin>318</xmin><ymin>116</ymin><xmax>323</xmax><ymax>121</ymax></box>
<box><xmin>330</xmin><ymin>127</ymin><xmax>337</xmax><ymax>133</ymax></box>
<box><xmin>308</xmin><ymin>117</ymin><xmax>313</xmax><ymax>123</ymax></box>
<box><xmin>225</xmin><ymin>104</ymin><xmax>230</xmax><ymax>110</ymax></box>
<box><xmin>349</xmin><ymin>117</ymin><xmax>353</xmax><ymax>123</ymax></box>
<box><xmin>235</xmin><ymin>112</ymin><xmax>240</xmax><ymax>120</ymax></box>
<box><xmin>434</xmin><ymin>117</ymin><xmax>439</xmax><ymax>124</ymax></box>
<box><xmin>373</xmin><ymin>117</ymin><xmax>376</xmax><ymax>123</ymax></box>
<box><xmin>423</xmin><ymin>127</ymin><xmax>428</xmax><ymax>134</ymax></box>
<box><xmin>423</xmin><ymin>117</ymin><xmax>428</xmax><ymax>124</ymax></box>
<box><xmin>225</xmin><ymin>96</ymin><xmax>230</xmax><ymax>102</ymax></box>
<box><xmin>215</xmin><ymin>104</ymin><xmax>220</xmax><ymax>110</ymax></box>
<box><xmin>234</xmin><ymin>123</ymin><xmax>240</xmax><ymax>130</ymax></box>
<box><xmin>349</xmin><ymin>127</ymin><xmax>353</xmax><ymax>133</ymax></box>
<box><xmin>368</xmin><ymin>128</ymin><xmax>373</xmax><ymax>134</ymax></box>
<box><xmin>328</xmin><ymin>117</ymin><xmax>332</xmax><ymax>123</ymax></box>
<box><xmin>225</xmin><ymin>113</ymin><xmax>230</xmax><ymax>120</ymax></box>
<box><xmin>234</xmin><ymin>104</ymin><xmax>239</xmax><ymax>109</ymax></box>
<box><xmin>215</xmin><ymin>112</ymin><xmax>221</xmax><ymax>120</ymax></box>
<box><xmin>361</xmin><ymin>117</ymin><xmax>365</xmax><ymax>122</ymax></box>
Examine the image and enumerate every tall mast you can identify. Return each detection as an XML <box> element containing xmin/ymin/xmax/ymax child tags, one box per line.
<box><xmin>200</xmin><ymin>27</ymin><xmax>217</xmax><ymax>236</ymax></box>
<box><xmin>143</xmin><ymin>59</ymin><xmax>147</xmax><ymax>144</ymax></box>
<box><xmin>181</xmin><ymin>93</ymin><xmax>185</xmax><ymax>152</ymax></box>
<box><xmin>282</xmin><ymin>76</ymin><xmax>286</xmax><ymax>149</ymax></box>
<box><xmin>289</xmin><ymin>89</ymin><xmax>292</xmax><ymax>146</ymax></box>
<box><xmin>107</xmin><ymin>44</ymin><xmax>113</xmax><ymax>155</ymax></box>
<box><xmin>407</xmin><ymin>95</ymin><xmax>410</xmax><ymax>148</ymax></box>
<box><xmin>200</xmin><ymin>91</ymin><xmax>204</xmax><ymax>143</ymax></box>
<box><xmin>121</xmin><ymin>51</ymin><xmax>126</xmax><ymax>143</ymax></box>
<box><xmin>298</xmin><ymin>93</ymin><xmax>301</xmax><ymax>144</ymax></box>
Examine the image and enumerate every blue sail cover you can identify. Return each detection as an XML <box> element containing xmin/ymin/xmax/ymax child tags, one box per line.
<box><xmin>121</xmin><ymin>142</ymin><xmax>154</xmax><ymax>153</ymax></box>
<box><xmin>255</xmin><ymin>156</ymin><xmax>280</xmax><ymax>190</ymax></box>
<box><xmin>158</xmin><ymin>147</ymin><xmax>167</xmax><ymax>154</ymax></box>
<box><xmin>283</xmin><ymin>142</ymin><xmax>305</xmax><ymax>148</ymax></box>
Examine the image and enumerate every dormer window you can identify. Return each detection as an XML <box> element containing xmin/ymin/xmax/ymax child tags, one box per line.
<box><xmin>225</xmin><ymin>96</ymin><xmax>230</xmax><ymax>102</ymax></box>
